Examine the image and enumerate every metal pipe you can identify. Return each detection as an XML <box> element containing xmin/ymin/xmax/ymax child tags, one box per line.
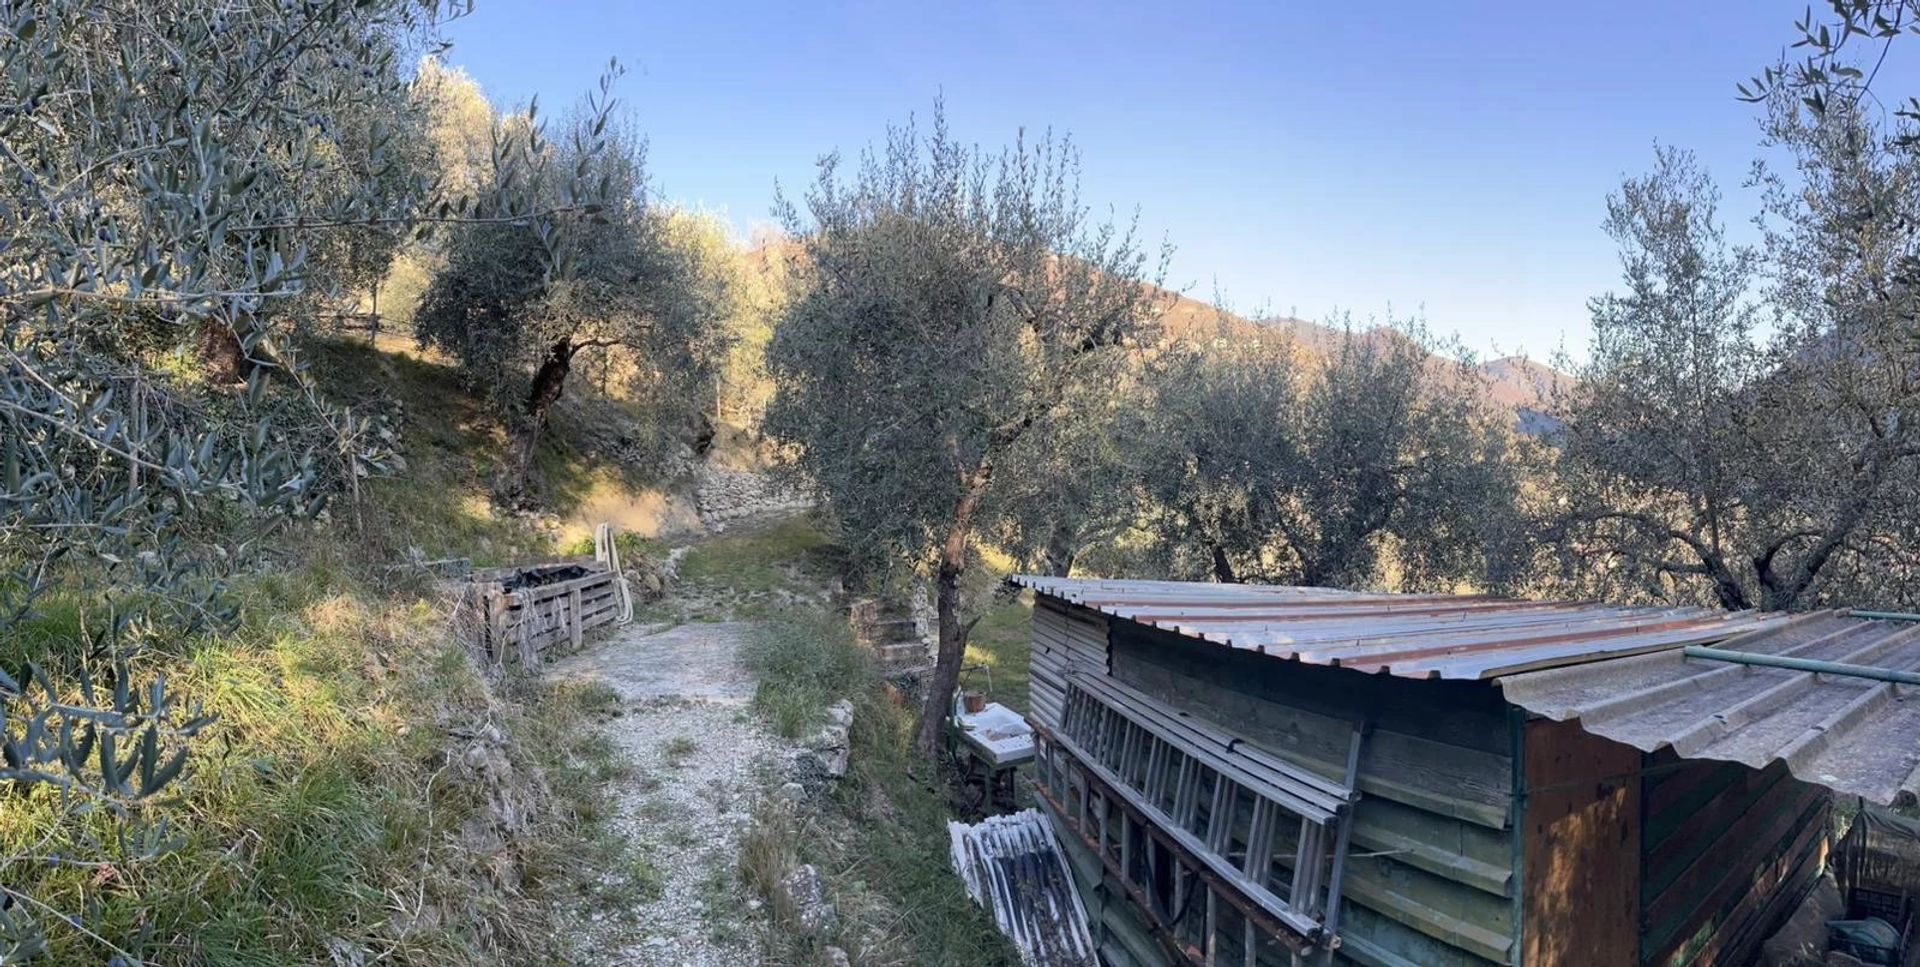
<box><xmin>1852</xmin><ymin>610</ymin><xmax>1920</xmax><ymax>623</ymax></box>
<box><xmin>1683</xmin><ymin>645</ymin><xmax>1920</xmax><ymax>686</ymax></box>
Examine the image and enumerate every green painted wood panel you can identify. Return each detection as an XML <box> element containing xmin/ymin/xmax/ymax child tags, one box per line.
<box><xmin>1109</xmin><ymin>624</ymin><xmax>1514</xmax><ymax>828</ymax></box>
<box><xmin>1095</xmin><ymin>616</ymin><xmax>1512</xmax><ymax>967</ymax></box>
<box><xmin>1640</xmin><ymin>754</ymin><xmax>1830</xmax><ymax>966</ymax></box>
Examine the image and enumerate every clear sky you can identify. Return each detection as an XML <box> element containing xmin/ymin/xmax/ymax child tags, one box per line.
<box><xmin>437</xmin><ymin>1</ymin><xmax>1920</xmax><ymax>362</ymax></box>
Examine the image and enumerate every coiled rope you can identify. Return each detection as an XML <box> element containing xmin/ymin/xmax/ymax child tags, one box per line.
<box><xmin>593</xmin><ymin>522</ymin><xmax>636</xmax><ymax>626</ymax></box>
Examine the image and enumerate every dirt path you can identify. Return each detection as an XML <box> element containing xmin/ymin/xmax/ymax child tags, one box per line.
<box><xmin>546</xmin><ymin>620</ymin><xmax>787</xmax><ymax>965</ymax></box>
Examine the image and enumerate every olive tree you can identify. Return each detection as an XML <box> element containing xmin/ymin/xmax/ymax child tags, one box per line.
<box><xmin>1544</xmin><ymin>149</ymin><xmax>1770</xmax><ymax>607</ymax></box>
<box><xmin>765</xmin><ymin>107</ymin><xmax>1167</xmax><ymax>759</ymax></box>
<box><xmin>415</xmin><ymin>100</ymin><xmax>729</xmax><ymax>501</ymax></box>
<box><xmin>0</xmin><ymin>1</ymin><xmax>607</xmax><ymax>954</ymax></box>
<box><xmin>1741</xmin><ymin>1</ymin><xmax>1920</xmax><ymax>124</ymax></box>
<box><xmin>1549</xmin><ymin>124</ymin><xmax>1920</xmax><ymax>611</ymax></box>
<box><xmin>1138</xmin><ymin>337</ymin><xmax>1302</xmax><ymax>583</ymax></box>
<box><xmin>983</xmin><ymin>370</ymin><xmax>1155</xmax><ymax>578</ymax></box>
<box><xmin>0</xmin><ymin>0</ymin><xmax>479</xmax><ymax>630</ymax></box>
<box><xmin>1138</xmin><ymin>325</ymin><xmax>1521</xmax><ymax>590</ymax></box>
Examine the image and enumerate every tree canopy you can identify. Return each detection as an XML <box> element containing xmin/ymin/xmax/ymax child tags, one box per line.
<box><xmin>1548</xmin><ymin>112</ymin><xmax>1920</xmax><ymax>611</ymax></box>
<box><xmin>1138</xmin><ymin>325</ymin><xmax>1523</xmax><ymax>592</ymax></box>
<box><xmin>414</xmin><ymin>95</ymin><xmax>730</xmax><ymax>499</ymax></box>
<box><xmin>765</xmin><ymin>105</ymin><xmax>1167</xmax><ymax>756</ymax></box>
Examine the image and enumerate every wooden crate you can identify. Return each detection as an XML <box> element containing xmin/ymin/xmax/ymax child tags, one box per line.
<box><xmin>461</xmin><ymin>562</ymin><xmax>622</xmax><ymax>666</ymax></box>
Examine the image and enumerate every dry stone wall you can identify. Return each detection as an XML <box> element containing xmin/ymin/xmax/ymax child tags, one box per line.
<box><xmin>695</xmin><ymin>469</ymin><xmax>813</xmax><ymax>531</ymax></box>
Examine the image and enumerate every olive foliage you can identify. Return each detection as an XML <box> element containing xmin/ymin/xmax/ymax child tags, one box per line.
<box><xmin>1139</xmin><ymin>327</ymin><xmax>1522</xmax><ymax>591</ymax></box>
<box><xmin>0</xmin><ymin>0</ymin><xmax>596</xmax><ymax>956</ymax></box>
<box><xmin>1541</xmin><ymin>3</ymin><xmax>1920</xmax><ymax>610</ymax></box>
<box><xmin>765</xmin><ymin>105</ymin><xmax>1167</xmax><ymax>757</ymax></box>
<box><xmin>1550</xmin><ymin>118</ymin><xmax>1920</xmax><ymax>610</ymax></box>
<box><xmin>414</xmin><ymin>94</ymin><xmax>730</xmax><ymax>500</ymax></box>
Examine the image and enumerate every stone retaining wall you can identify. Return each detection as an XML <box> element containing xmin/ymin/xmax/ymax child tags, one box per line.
<box><xmin>695</xmin><ymin>469</ymin><xmax>814</xmax><ymax>531</ymax></box>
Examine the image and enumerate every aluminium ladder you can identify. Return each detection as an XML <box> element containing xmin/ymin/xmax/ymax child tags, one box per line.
<box><xmin>1039</xmin><ymin>670</ymin><xmax>1366</xmax><ymax>966</ymax></box>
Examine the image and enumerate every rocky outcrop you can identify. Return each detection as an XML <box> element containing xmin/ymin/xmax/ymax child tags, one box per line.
<box><xmin>443</xmin><ymin>710</ymin><xmax>549</xmax><ymax>896</ymax></box>
<box><xmin>789</xmin><ymin>698</ymin><xmax>855</xmax><ymax>794</ymax></box>
<box><xmin>801</xmin><ymin>699</ymin><xmax>854</xmax><ymax>780</ymax></box>
<box><xmin>775</xmin><ymin>864</ymin><xmax>838</xmax><ymax>935</ymax></box>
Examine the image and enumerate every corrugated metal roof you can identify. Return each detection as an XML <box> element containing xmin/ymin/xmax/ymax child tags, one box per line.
<box><xmin>949</xmin><ymin>808</ymin><xmax>1096</xmax><ymax>967</ymax></box>
<box><xmin>1499</xmin><ymin>612</ymin><xmax>1920</xmax><ymax>806</ymax></box>
<box><xmin>1012</xmin><ymin>576</ymin><xmax>1787</xmax><ymax>680</ymax></box>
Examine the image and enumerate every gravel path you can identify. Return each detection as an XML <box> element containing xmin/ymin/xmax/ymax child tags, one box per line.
<box><xmin>549</xmin><ymin>621</ymin><xmax>763</xmax><ymax>704</ymax></box>
<box><xmin>547</xmin><ymin>621</ymin><xmax>788</xmax><ymax>965</ymax></box>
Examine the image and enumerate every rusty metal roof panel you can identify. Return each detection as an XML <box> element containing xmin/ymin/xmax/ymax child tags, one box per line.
<box><xmin>1012</xmin><ymin>575</ymin><xmax>1786</xmax><ymax>680</ymax></box>
<box><xmin>949</xmin><ymin>808</ymin><xmax>1096</xmax><ymax>967</ymax></box>
<box><xmin>1498</xmin><ymin>614</ymin><xmax>1920</xmax><ymax>805</ymax></box>
<box><xmin>1015</xmin><ymin>578</ymin><xmax>1920</xmax><ymax>804</ymax></box>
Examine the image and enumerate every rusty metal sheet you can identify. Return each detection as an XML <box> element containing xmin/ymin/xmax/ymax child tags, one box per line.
<box><xmin>1499</xmin><ymin>615</ymin><xmax>1920</xmax><ymax>806</ymax></box>
<box><xmin>1014</xmin><ymin>577</ymin><xmax>1920</xmax><ymax>806</ymax></box>
<box><xmin>949</xmin><ymin>808</ymin><xmax>1096</xmax><ymax>967</ymax></box>
<box><xmin>1012</xmin><ymin>576</ymin><xmax>1784</xmax><ymax>681</ymax></box>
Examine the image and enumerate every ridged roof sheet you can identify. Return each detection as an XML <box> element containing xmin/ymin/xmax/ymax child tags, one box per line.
<box><xmin>1500</xmin><ymin>612</ymin><xmax>1920</xmax><ymax>806</ymax></box>
<box><xmin>948</xmin><ymin>808</ymin><xmax>1096</xmax><ymax>967</ymax></box>
<box><xmin>1014</xmin><ymin>576</ymin><xmax>1920</xmax><ymax>804</ymax></box>
<box><xmin>1011</xmin><ymin>576</ymin><xmax>1786</xmax><ymax>680</ymax></box>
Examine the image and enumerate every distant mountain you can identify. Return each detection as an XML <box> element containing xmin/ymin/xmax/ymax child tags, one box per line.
<box><xmin>746</xmin><ymin>242</ymin><xmax>1574</xmax><ymax>434</ymax></box>
<box><xmin>1154</xmin><ymin>289</ymin><xmax>1573</xmax><ymax>434</ymax></box>
<box><xmin>1475</xmin><ymin>355</ymin><xmax>1569</xmax><ymax>412</ymax></box>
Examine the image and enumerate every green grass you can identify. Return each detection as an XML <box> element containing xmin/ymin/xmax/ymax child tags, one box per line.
<box><xmin>679</xmin><ymin>516</ymin><xmax>834</xmax><ymax>580</ymax></box>
<box><xmin>0</xmin><ymin>571</ymin><xmax>607</xmax><ymax>964</ymax></box>
<box><xmin>307</xmin><ymin>338</ymin><xmax>561</xmax><ymax>569</ymax></box>
<box><xmin>640</xmin><ymin>515</ymin><xmax>847</xmax><ymax>623</ymax></box>
<box><xmin>963</xmin><ymin>593</ymin><xmax>1034</xmax><ymax>716</ymax></box>
<box><xmin>742</xmin><ymin>612</ymin><xmax>875</xmax><ymax>737</ymax></box>
<box><xmin>699</xmin><ymin>863</ymin><xmax>753</xmax><ymax>946</ymax></box>
<box><xmin>741</xmin><ymin>612</ymin><xmax>1018</xmax><ymax>966</ymax></box>
<box><xmin>562</xmin><ymin>529</ymin><xmax>668</xmax><ymax>563</ymax></box>
<box><xmin>0</xmin><ymin>337</ymin><xmax>666</xmax><ymax>964</ymax></box>
<box><xmin>626</xmin><ymin>854</ymin><xmax>667</xmax><ymax>901</ymax></box>
<box><xmin>575</xmin><ymin>845</ymin><xmax>667</xmax><ymax>912</ymax></box>
<box><xmin>662</xmin><ymin>735</ymin><xmax>699</xmax><ymax>767</ymax></box>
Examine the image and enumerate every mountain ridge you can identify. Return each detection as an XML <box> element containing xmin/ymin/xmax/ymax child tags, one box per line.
<box><xmin>1155</xmin><ymin>289</ymin><xmax>1571</xmax><ymax>419</ymax></box>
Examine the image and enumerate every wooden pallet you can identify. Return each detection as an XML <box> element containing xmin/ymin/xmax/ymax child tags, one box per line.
<box><xmin>462</xmin><ymin>562</ymin><xmax>622</xmax><ymax>666</ymax></box>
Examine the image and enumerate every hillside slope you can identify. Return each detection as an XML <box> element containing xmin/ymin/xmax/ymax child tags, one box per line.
<box><xmin>1156</xmin><ymin>288</ymin><xmax>1570</xmax><ymax>423</ymax></box>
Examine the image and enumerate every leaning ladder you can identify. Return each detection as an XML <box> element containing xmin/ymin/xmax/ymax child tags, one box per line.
<box><xmin>1043</xmin><ymin>671</ymin><xmax>1366</xmax><ymax>965</ymax></box>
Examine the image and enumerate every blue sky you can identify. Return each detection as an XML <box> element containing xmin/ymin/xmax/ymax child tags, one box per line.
<box><xmin>438</xmin><ymin>1</ymin><xmax>1919</xmax><ymax>362</ymax></box>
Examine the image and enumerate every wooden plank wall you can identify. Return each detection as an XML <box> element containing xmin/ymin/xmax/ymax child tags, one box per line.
<box><xmin>466</xmin><ymin>568</ymin><xmax>621</xmax><ymax>664</ymax></box>
<box><xmin>1101</xmin><ymin>617</ymin><xmax>1516</xmax><ymax>967</ymax></box>
<box><xmin>1029</xmin><ymin>597</ymin><xmax>1109</xmax><ymax>732</ymax></box>
<box><xmin>1639</xmin><ymin>754</ymin><xmax>1829</xmax><ymax>966</ymax></box>
<box><xmin>1521</xmin><ymin>718</ymin><xmax>1641</xmax><ymax>967</ymax></box>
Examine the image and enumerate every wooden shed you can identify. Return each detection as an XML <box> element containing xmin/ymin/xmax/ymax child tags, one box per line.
<box><xmin>1013</xmin><ymin>576</ymin><xmax>1920</xmax><ymax>967</ymax></box>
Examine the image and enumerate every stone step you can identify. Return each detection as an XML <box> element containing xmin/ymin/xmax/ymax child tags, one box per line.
<box><xmin>877</xmin><ymin>659</ymin><xmax>934</xmax><ymax>677</ymax></box>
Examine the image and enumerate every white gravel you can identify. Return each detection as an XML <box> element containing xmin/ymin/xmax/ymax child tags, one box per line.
<box><xmin>548</xmin><ymin>623</ymin><xmax>794</xmax><ymax>965</ymax></box>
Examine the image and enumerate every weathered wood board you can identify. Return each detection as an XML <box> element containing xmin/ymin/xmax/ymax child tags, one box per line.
<box><xmin>1639</xmin><ymin>754</ymin><xmax>1828</xmax><ymax>966</ymax></box>
<box><xmin>460</xmin><ymin>562</ymin><xmax>620</xmax><ymax>665</ymax></box>
<box><xmin>1077</xmin><ymin>607</ymin><xmax>1515</xmax><ymax>966</ymax></box>
<box><xmin>1522</xmin><ymin>717</ymin><xmax>1641</xmax><ymax>967</ymax></box>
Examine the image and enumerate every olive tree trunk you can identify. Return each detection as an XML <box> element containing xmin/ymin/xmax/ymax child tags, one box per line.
<box><xmin>913</xmin><ymin>459</ymin><xmax>993</xmax><ymax>761</ymax></box>
<box><xmin>503</xmin><ymin>337</ymin><xmax>574</xmax><ymax>501</ymax></box>
<box><xmin>1040</xmin><ymin>523</ymin><xmax>1077</xmax><ymax>578</ymax></box>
